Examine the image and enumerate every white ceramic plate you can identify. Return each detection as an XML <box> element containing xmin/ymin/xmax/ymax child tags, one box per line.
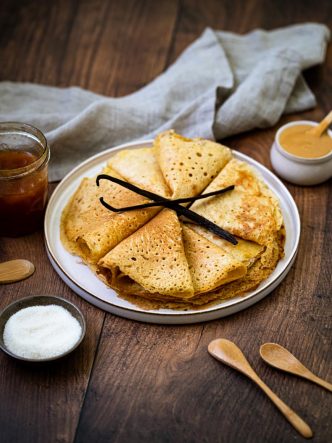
<box><xmin>45</xmin><ymin>140</ymin><xmax>300</xmax><ymax>324</ymax></box>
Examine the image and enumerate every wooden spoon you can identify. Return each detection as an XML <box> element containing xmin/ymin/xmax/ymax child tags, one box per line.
<box><xmin>208</xmin><ymin>338</ymin><xmax>313</xmax><ymax>439</ymax></box>
<box><xmin>0</xmin><ymin>259</ymin><xmax>35</xmax><ymax>284</ymax></box>
<box><xmin>260</xmin><ymin>343</ymin><xmax>332</xmax><ymax>392</ymax></box>
<box><xmin>307</xmin><ymin>110</ymin><xmax>332</xmax><ymax>137</ymax></box>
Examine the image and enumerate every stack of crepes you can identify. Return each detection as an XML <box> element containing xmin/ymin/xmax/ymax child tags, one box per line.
<box><xmin>61</xmin><ymin>130</ymin><xmax>285</xmax><ymax>310</ymax></box>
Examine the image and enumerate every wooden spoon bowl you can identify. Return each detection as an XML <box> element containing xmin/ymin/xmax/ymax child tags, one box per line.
<box><xmin>260</xmin><ymin>343</ymin><xmax>332</xmax><ymax>392</ymax></box>
<box><xmin>0</xmin><ymin>259</ymin><xmax>35</xmax><ymax>284</ymax></box>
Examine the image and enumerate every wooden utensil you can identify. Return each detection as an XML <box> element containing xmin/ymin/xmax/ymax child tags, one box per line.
<box><xmin>307</xmin><ymin>110</ymin><xmax>332</xmax><ymax>137</ymax></box>
<box><xmin>208</xmin><ymin>338</ymin><xmax>313</xmax><ymax>439</ymax></box>
<box><xmin>260</xmin><ymin>343</ymin><xmax>332</xmax><ymax>392</ymax></box>
<box><xmin>0</xmin><ymin>259</ymin><xmax>35</xmax><ymax>284</ymax></box>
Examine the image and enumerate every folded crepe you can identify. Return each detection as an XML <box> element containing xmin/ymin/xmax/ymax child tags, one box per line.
<box><xmin>154</xmin><ymin>130</ymin><xmax>232</xmax><ymax>198</ymax></box>
<box><xmin>181</xmin><ymin>225</ymin><xmax>247</xmax><ymax>294</ymax></box>
<box><xmin>186</xmin><ymin>233</ymin><xmax>283</xmax><ymax>307</ymax></box>
<box><xmin>108</xmin><ymin>147</ymin><xmax>171</xmax><ymax>197</ymax></box>
<box><xmin>182</xmin><ymin>223</ymin><xmax>282</xmax><ymax>306</ymax></box>
<box><xmin>60</xmin><ymin>169</ymin><xmax>159</xmax><ymax>264</ymax></box>
<box><xmin>187</xmin><ymin>224</ymin><xmax>264</xmax><ymax>268</ymax></box>
<box><xmin>98</xmin><ymin>209</ymin><xmax>195</xmax><ymax>298</ymax></box>
<box><xmin>191</xmin><ymin>159</ymin><xmax>283</xmax><ymax>246</ymax></box>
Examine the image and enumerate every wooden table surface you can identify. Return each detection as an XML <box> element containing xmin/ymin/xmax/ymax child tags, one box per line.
<box><xmin>0</xmin><ymin>1</ymin><xmax>331</xmax><ymax>442</ymax></box>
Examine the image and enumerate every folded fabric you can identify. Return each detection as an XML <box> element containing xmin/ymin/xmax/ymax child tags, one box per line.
<box><xmin>0</xmin><ymin>23</ymin><xmax>329</xmax><ymax>181</ymax></box>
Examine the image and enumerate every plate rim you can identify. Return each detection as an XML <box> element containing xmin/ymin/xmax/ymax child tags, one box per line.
<box><xmin>45</xmin><ymin>139</ymin><xmax>300</xmax><ymax>319</ymax></box>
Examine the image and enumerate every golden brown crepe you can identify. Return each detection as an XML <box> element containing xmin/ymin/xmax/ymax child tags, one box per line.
<box><xmin>154</xmin><ymin>130</ymin><xmax>232</xmax><ymax>198</ymax></box>
<box><xmin>187</xmin><ymin>232</ymin><xmax>283</xmax><ymax>306</ymax></box>
<box><xmin>191</xmin><ymin>159</ymin><xmax>283</xmax><ymax>246</ymax></box>
<box><xmin>181</xmin><ymin>225</ymin><xmax>247</xmax><ymax>294</ymax></box>
<box><xmin>60</xmin><ymin>177</ymin><xmax>100</xmax><ymax>256</ymax></box>
<box><xmin>187</xmin><ymin>224</ymin><xmax>264</xmax><ymax>268</ymax></box>
<box><xmin>60</xmin><ymin>169</ymin><xmax>159</xmax><ymax>264</ymax></box>
<box><xmin>98</xmin><ymin>209</ymin><xmax>195</xmax><ymax>298</ymax></box>
<box><xmin>108</xmin><ymin>147</ymin><xmax>171</xmax><ymax>197</ymax></box>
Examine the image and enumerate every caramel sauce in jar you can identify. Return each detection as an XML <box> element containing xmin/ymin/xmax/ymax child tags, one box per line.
<box><xmin>279</xmin><ymin>124</ymin><xmax>332</xmax><ymax>159</ymax></box>
<box><xmin>0</xmin><ymin>123</ymin><xmax>50</xmax><ymax>237</ymax></box>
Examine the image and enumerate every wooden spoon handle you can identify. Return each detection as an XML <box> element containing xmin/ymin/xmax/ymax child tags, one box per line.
<box><xmin>309</xmin><ymin>110</ymin><xmax>332</xmax><ymax>136</ymax></box>
<box><xmin>253</xmin><ymin>376</ymin><xmax>313</xmax><ymax>438</ymax></box>
<box><xmin>309</xmin><ymin>374</ymin><xmax>332</xmax><ymax>392</ymax></box>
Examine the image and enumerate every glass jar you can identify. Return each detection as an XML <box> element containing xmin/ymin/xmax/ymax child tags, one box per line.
<box><xmin>0</xmin><ymin>122</ymin><xmax>50</xmax><ymax>236</ymax></box>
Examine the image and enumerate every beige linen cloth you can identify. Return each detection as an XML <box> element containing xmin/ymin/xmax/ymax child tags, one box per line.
<box><xmin>0</xmin><ymin>23</ymin><xmax>329</xmax><ymax>181</ymax></box>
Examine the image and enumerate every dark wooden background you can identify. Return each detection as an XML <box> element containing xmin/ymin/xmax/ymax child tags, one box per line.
<box><xmin>0</xmin><ymin>1</ymin><xmax>331</xmax><ymax>442</ymax></box>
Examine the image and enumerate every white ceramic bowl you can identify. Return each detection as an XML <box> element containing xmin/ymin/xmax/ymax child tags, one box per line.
<box><xmin>270</xmin><ymin>120</ymin><xmax>332</xmax><ymax>185</ymax></box>
<box><xmin>0</xmin><ymin>295</ymin><xmax>86</xmax><ymax>362</ymax></box>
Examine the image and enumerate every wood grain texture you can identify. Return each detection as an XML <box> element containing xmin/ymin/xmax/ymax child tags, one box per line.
<box><xmin>0</xmin><ymin>1</ymin><xmax>331</xmax><ymax>442</ymax></box>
